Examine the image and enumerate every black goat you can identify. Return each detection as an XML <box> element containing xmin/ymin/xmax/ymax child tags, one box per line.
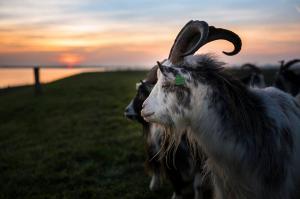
<box><xmin>274</xmin><ymin>59</ymin><xmax>300</xmax><ymax>96</ymax></box>
<box><xmin>240</xmin><ymin>63</ymin><xmax>265</xmax><ymax>88</ymax></box>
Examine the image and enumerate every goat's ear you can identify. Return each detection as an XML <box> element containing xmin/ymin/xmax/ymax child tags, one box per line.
<box><xmin>157</xmin><ymin>61</ymin><xmax>168</xmax><ymax>77</ymax></box>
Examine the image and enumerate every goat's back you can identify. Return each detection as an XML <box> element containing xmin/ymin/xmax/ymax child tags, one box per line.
<box><xmin>254</xmin><ymin>87</ymin><xmax>300</xmax><ymax>198</ymax></box>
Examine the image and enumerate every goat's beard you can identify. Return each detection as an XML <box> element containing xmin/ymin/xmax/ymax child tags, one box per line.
<box><xmin>157</xmin><ymin>125</ymin><xmax>203</xmax><ymax>168</ymax></box>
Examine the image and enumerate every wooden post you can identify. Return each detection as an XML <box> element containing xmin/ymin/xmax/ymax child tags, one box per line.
<box><xmin>34</xmin><ymin>67</ymin><xmax>41</xmax><ymax>94</ymax></box>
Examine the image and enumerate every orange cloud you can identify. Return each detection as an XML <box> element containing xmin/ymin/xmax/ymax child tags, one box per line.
<box><xmin>0</xmin><ymin>18</ymin><xmax>299</xmax><ymax>66</ymax></box>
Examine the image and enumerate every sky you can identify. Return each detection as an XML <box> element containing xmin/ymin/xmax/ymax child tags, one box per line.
<box><xmin>0</xmin><ymin>0</ymin><xmax>299</xmax><ymax>68</ymax></box>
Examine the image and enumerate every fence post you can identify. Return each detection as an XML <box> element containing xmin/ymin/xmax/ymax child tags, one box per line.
<box><xmin>34</xmin><ymin>67</ymin><xmax>41</xmax><ymax>94</ymax></box>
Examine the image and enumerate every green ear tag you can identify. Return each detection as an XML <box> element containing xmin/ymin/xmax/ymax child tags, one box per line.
<box><xmin>175</xmin><ymin>74</ymin><xmax>185</xmax><ymax>85</ymax></box>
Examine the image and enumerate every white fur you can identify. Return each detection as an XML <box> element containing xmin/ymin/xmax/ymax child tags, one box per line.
<box><xmin>142</xmin><ymin>57</ymin><xmax>300</xmax><ymax>199</ymax></box>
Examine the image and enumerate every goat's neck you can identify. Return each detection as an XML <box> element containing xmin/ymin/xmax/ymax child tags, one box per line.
<box><xmin>187</xmin><ymin>85</ymin><xmax>256</xmax><ymax>199</ymax></box>
<box><xmin>189</xmin><ymin>85</ymin><xmax>245</xmax><ymax>171</ymax></box>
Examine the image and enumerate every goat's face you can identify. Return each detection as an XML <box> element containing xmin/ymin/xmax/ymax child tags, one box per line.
<box><xmin>141</xmin><ymin>20</ymin><xmax>242</xmax><ymax>127</ymax></box>
<box><xmin>124</xmin><ymin>81</ymin><xmax>154</xmax><ymax>124</ymax></box>
<box><xmin>141</xmin><ymin>62</ymin><xmax>198</xmax><ymax>128</ymax></box>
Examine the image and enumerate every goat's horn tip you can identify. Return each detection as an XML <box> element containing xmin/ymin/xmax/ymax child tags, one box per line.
<box><xmin>222</xmin><ymin>51</ymin><xmax>233</xmax><ymax>56</ymax></box>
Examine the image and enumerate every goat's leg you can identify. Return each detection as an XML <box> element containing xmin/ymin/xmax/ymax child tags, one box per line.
<box><xmin>171</xmin><ymin>192</ymin><xmax>183</xmax><ymax>199</ymax></box>
<box><xmin>149</xmin><ymin>173</ymin><xmax>161</xmax><ymax>191</ymax></box>
<box><xmin>193</xmin><ymin>172</ymin><xmax>204</xmax><ymax>199</ymax></box>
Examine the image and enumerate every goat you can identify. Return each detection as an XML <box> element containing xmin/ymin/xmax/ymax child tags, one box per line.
<box><xmin>240</xmin><ymin>63</ymin><xmax>265</xmax><ymax>88</ymax></box>
<box><xmin>124</xmin><ymin>66</ymin><xmax>212</xmax><ymax>199</ymax></box>
<box><xmin>124</xmin><ymin>66</ymin><xmax>162</xmax><ymax>192</ymax></box>
<box><xmin>141</xmin><ymin>20</ymin><xmax>300</xmax><ymax>199</ymax></box>
<box><xmin>296</xmin><ymin>93</ymin><xmax>300</xmax><ymax>104</ymax></box>
<box><xmin>274</xmin><ymin>59</ymin><xmax>300</xmax><ymax>96</ymax></box>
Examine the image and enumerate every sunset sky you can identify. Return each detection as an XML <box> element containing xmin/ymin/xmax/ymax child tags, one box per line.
<box><xmin>0</xmin><ymin>0</ymin><xmax>299</xmax><ymax>68</ymax></box>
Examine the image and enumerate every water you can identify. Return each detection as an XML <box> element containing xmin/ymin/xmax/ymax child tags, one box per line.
<box><xmin>0</xmin><ymin>68</ymin><xmax>106</xmax><ymax>88</ymax></box>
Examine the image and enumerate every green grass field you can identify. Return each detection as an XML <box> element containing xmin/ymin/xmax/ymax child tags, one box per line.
<box><xmin>0</xmin><ymin>67</ymin><xmax>290</xmax><ymax>199</ymax></box>
<box><xmin>0</xmin><ymin>71</ymin><xmax>173</xmax><ymax>199</ymax></box>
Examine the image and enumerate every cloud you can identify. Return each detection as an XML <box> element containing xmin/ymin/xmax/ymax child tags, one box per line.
<box><xmin>296</xmin><ymin>5</ymin><xmax>300</xmax><ymax>12</ymax></box>
<box><xmin>0</xmin><ymin>0</ymin><xmax>300</xmax><ymax>66</ymax></box>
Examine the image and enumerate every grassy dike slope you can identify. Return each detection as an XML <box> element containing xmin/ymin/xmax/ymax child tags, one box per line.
<box><xmin>0</xmin><ymin>71</ymin><xmax>171</xmax><ymax>199</ymax></box>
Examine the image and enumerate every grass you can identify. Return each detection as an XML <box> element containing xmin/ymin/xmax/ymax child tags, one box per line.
<box><xmin>0</xmin><ymin>67</ymin><xmax>286</xmax><ymax>199</ymax></box>
<box><xmin>0</xmin><ymin>71</ymin><xmax>172</xmax><ymax>199</ymax></box>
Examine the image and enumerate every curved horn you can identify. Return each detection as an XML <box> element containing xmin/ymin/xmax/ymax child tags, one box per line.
<box><xmin>181</xmin><ymin>25</ymin><xmax>242</xmax><ymax>57</ymax></box>
<box><xmin>168</xmin><ymin>21</ymin><xmax>242</xmax><ymax>65</ymax></box>
<box><xmin>241</xmin><ymin>63</ymin><xmax>261</xmax><ymax>73</ymax></box>
<box><xmin>283</xmin><ymin>59</ymin><xmax>300</xmax><ymax>70</ymax></box>
<box><xmin>168</xmin><ymin>20</ymin><xmax>193</xmax><ymax>62</ymax></box>
<box><xmin>191</xmin><ymin>26</ymin><xmax>242</xmax><ymax>56</ymax></box>
<box><xmin>168</xmin><ymin>20</ymin><xmax>209</xmax><ymax>64</ymax></box>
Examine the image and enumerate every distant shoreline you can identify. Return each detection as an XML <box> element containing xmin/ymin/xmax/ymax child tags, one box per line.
<box><xmin>0</xmin><ymin>65</ymin><xmax>149</xmax><ymax>70</ymax></box>
<box><xmin>0</xmin><ymin>66</ymin><xmax>299</xmax><ymax>89</ymax></box>
<box><xmin>1</xmin><ymin>64</ymin><xmax>298</xmax><ymax>70</ymax></box>
<box><xmin>0</xmin><ymin>68</ymin><xmax>107</xmax><ymax>89</ymax></box>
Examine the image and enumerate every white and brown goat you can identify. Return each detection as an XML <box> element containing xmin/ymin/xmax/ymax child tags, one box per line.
<box><xmin>142</xmin><ymin>20</ymin><xmax>300</xmax><ymax>199</ymax></box>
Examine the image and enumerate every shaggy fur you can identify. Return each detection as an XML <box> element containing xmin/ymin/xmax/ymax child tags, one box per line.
<box><xmin>125</xmin><ymin>66</ymin><xmax>212</xmax><ymax>199</ymax></box>
<box><xmin>142</xmin><ymin>54</ymin><xmax>300</xmax><ymax>199</ymax></box>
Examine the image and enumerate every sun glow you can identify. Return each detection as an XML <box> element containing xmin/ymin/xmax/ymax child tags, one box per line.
<box><xmin>58</xmin><ymin>53</ymin><xmax>83</xmax><ymax>67</ymax></box>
